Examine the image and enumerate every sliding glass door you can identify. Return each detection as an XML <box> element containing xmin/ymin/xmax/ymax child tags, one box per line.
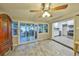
<box><xmin>20</xmin><ymin>23</ymin><xmax>28</xmax><ymax>43</ymax></box>
<box><xmin>34</xmin><ymin>24</ymin><xmax>38</xmax><ymax>39</ymax></box>
<box><xmin>20</xmin><ymin>23</ymin><xmax>38</xmax><ymax>44</ymax></box>
<box><xmin>26</xmin><ymin>24</ymin><xmax>35</xmax><ymax>42</ymax></box>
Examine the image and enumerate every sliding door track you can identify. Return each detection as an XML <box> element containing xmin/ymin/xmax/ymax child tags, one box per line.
<box><xmin>52</xmin><ymin>39</ymin><xmax>79</xmax><ymax>54</ymax></box>
<box><xmin>52</xmin><ymin>39</ymin><xmax>73</xmax><ymax>50</ymax></box>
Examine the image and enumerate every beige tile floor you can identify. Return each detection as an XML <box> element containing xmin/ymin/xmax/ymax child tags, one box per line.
<box><xmin>5</xmin><ymin>39</ymin><xmax>78</xmax><ymax>56</ymax></box>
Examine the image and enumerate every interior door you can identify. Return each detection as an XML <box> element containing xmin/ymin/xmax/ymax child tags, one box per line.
<box><xmin>0</xmin><ymin>14</ymin><xmax>12</xmax><ymax>55</ymax></box>
<box><xmin>0</xmin><ymin>16</ymin><xmax>3</xmax><ymax>42</ymax></box>
<box><xmin>0</xmin><ymin>15</ymin><xmax>10</xmax><ymax>55</ymax></box>
<box><xmin>7</xmin><ymin>19</ymin><xmax>12</xmax><ymax>50</ymax></box>
<box><xmin>2</xmin><ymin>18</ymin><xmax>8</xmax><ymax>41</ymax></box>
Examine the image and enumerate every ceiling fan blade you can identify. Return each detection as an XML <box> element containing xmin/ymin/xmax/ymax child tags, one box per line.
<box><xmin>30</xmin><ymin>3</ymin><xmax>45</xmax><ymax>12</ymax></box>
<box><xmin>52</xmin><ymin>4</ymin><xmax>68</xmax><ymax>10</ymax></box>
<box><xmin>30</xmin><ymin>10</ymin><xmax>42</xmax><ymax>12</ymax></box>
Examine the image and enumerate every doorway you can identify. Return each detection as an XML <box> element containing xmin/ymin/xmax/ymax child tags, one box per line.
<box><xmin>20</xmin><ymin>23</ymin><xmax>38</xmax><ymax>44</ymax></box>
<box><xmin>52</xmin><ymin>19</ymin><xmax>74</xmax><ymax>48</ymax></box>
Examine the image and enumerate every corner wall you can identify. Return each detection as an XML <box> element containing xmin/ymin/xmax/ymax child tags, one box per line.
<box><xmin>74</xmin><ymin>15</ymin><xmax>79</xmax><ymax>41</ymax></box>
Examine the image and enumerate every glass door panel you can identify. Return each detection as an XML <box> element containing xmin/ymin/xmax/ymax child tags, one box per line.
<box><xmin>30</xmin><ymin>24</ymin><xmax>35</xmax><ymax>41</ymax></box>
<box><xmin>26</xmin><ymin>24</ymin><xmax>30</xmax><ymax>41</ymax></box>
<box><xmin>26</xmin><ymin>24</ymin><xmax>35</xmax><ymax>41</ymax></box>
<box><xmin>20</xmin><ymin>23</ymin><xmax>28</xmax><ymax>43</ymax></box>
<box><xmin>20</xmin><ymin>23</ymin><xmax>38</xmax><ymax>44</ymax></box>
<box><xmin>35</xmin><ymin>24</ymin><xmax>38</xmax><ymax>39</ymax></box>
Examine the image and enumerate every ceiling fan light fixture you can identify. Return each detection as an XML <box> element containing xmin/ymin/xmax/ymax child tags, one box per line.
<box><xmin>42</xmin><ymin>11</ymin><xmax>50</xmax><ymax>17</ymax></box>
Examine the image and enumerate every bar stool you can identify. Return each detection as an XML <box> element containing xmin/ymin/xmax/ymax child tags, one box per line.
<box><xmin>74</xmin><ymin>41</ymin><xmax>79</xmax><ymax>56</ymax></box>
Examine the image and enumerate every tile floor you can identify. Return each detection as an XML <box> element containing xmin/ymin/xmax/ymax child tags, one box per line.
<box><xmin>53</xmin><ymin>36</ymin><xmax>73</xmax><ymax>48</ymax></box>
<box><xmin>4</xmin><ymin>39</ymin><xmax>78</xmax><ymax>56</ymax></box>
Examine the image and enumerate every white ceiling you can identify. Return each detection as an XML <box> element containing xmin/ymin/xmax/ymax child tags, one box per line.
<box><xmin>0</xmin><ymin>3</ymin><xmax>79</xmax><ymax>22</ymax></box>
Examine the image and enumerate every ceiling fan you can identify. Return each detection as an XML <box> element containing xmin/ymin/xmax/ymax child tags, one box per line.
<box><xmin>30</xmin><ymin>3</ymin><xmax>68</xmax><ymax>17</ymax></box>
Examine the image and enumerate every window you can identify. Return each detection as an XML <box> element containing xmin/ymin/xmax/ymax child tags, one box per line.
<box><xmin>12</xmin><ymin>21</ymin><xmax>18</xmax><ymax>36</ymax></box>
<box><xmin>39</xmin><ymin>24</ymin><xmax>43</xmax><ymax>33</ymax></box>
<box><xmin>43</xmin><ymin>24</ymin><xmax>48</xmax><ymax>32</ymax></box>
<box><xmin>39</xmin><ymin>24</ymin><xmax>48</xmax><ymax>33</ymax></box>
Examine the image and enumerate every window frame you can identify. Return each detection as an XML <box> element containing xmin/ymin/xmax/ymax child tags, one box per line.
<box><xmin>12</xmin><ymin>21</ymin><xmax>18</xmax><ymax>37</ymax></box>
